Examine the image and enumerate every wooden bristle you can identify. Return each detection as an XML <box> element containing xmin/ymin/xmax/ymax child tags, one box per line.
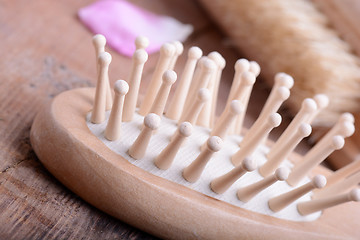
<box><xmin>92</xmin><ymin>34</ymin><xmax>106</xmax><ymax>56</ymax></box>
<box><xmin>182</xmin><ymin>57</ymin><xmax>216</xmax><ymax>122</ymax></box>
<box><xmin>211</xmin><ymin>100</ymin><xmax>243</xmax><ymax>139</ymax></box>
<box><xmin>200</xmin><ymin>99</ymin><xmax>243</xmax><ymax>151</ymax></box>
<box><xmin>314</xmin><ymin>171</ymin><xmax>360</xmax><ymax>199</ymax></box>
<box><xmin>258</xmin><ymin>73</ymin><xmax>293</xmax><ymax>118</ymax></box>
<box><xmin>128</xmin><ymin>113</ymin><xmax>161</xmax><ymax>160</ymax></box>
<box><xmin>194</xmin><ymin>58</ymin><xmax>217</xmax><ymax>127</ymax></box>
<box><xmin>123</xmin><ymin>49</ymin><xmax>148</xmax><ymax>122</ymax></box>
<box><xmin>307</xmin><ymin>94</ymin><xmax>329</xmax><ymax>124</ymax></box>
<box><xmin>287</xmin><ymin>135</ymin><xmax>346</xmax><ymax>187</ymax></box>
<box><xmin>268</xmin><ymin>175</ymin><xmax>326</xmax><ymax>212</ymax></box>
<box><xmin>168</xmin><ymin>41</ymin><xmax>184</xmax><ymax>70</ymax></box>
<box><xmin>232</xmin><ymin>113</ymin><xmax>282</xmax><ymax>166</ymax></box>
<box><xmin>298</xmin><ymin>189</ymin><xmax>360</xmax><ymax>216</ymax></box>
<box><xmin>208</xmin><ymin>51</ymin><xmax>226</xmax><ymax>127</ymax></box>
<box><xmin>179</xmin><ymin>88</ymin><xmax>210</xmax><ymax>125</ymax></box>
<box><xmin>92</xmin><ymin>34</ymin><xmax>113</xmax><ymax>110</ymax></box>
<box><xmin>155</xmin><ymin>122</ymin><xmax>192</xmax><ymax>170</ymax></box>
<box><xmin>267</xmin><ymin>98</ymin><xmax>317</xmax><ymax>161</ymax></box>
<box><xmin>149</xmin><ymin>70</ymin><xmax>177</xmax><ymax>116</ymax></box>
<box><xmin>183</xmin><ymin>136</ymin><xmax>223</xmax><ymax>183</ymax></box>
<box><xmin>91</xmin><ymin>52</ymin><xmax>112</xmax><ymax>124</ymax></box>
<box><xmin>238</xmin><ymin>167</ymin><xmax>289</xmax><ymax>202</ymax></box>
<box><xmin>135</xmin><ymin>36</ymin><xmax>149</xmax><ymax>50</ymax></box>
<box><xmin>218</xmin><ymin>71</ymin><xmax>255</xmax><ymax>134</ymax></box>
<box><xmin>259</xmin><ymin>123</ymin><xmax>312</xmax><ymax>177</ymax></box>
<box><xmin>86</xmin><ymin>34</ymin><xmax>359</xmax><ymax>224</ymax></box>
<box><xmin>240</xmin><ymin>86</ymin><xmax>289</xmax><ymax>148</ymax></box>
<box><xmin>233</xmin><ymin>60</ymin><xmax>260</xmax><ymax>135</ymax></box>
<box><xmin>325</xmin><ymin>157</ymin><xmax>360</xmax><ymax>187</ymax></box>
<box><xmin>166</xmin><ymin>46</ymin><xmax>202</xmax><ymax>120</ymax></box>
<box><xmin>139</xmin><ymin>43</ymin><xmax>175</xmax><ymax>116</ymax></box>
<box><xmin>197</xmin><ymin>52</ymin><xmax>223</xmax><ymax>128</ymax></box>
<box><xmin>211</xmin><ymin>157</ymin><xmax>256</xmax><ymax>194</ymax></box>
<box><xmin>105</xmin><ymin>80</ymin><xmax>129</xmax><ymax>141</ymax></box>
<box><xmin>226</xmin><ymin>59</ymin><xmax>250</xmax><ymax>108</ymax></box>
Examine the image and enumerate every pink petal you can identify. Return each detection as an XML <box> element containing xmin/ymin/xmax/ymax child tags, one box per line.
<box><xmin>78</xmin><ymin>0</ymin><xmax>193</xmax><ymax>57</ymax></box>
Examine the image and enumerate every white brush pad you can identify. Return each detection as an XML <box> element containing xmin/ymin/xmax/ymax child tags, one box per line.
<box><xmin>86</xmin><ymin>111</ymin><xmax>321</xmax><ymax>222</ymax></box>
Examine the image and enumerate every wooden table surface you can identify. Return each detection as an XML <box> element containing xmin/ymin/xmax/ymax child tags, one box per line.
<box><xmin>5</xmin><ymin>0</ymin><xmax>356</xmax><ymax>239</ymax></box>
<box><xmin>0</xmin><ymin>1</ymin><xmax>264</xmax><ymax>239</ymax></box>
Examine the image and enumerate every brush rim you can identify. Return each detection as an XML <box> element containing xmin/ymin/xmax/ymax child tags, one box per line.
<box><xmin>30</xmin><ymin>88</ymin><xmax>359</xmax><ymax>239</ymax></box>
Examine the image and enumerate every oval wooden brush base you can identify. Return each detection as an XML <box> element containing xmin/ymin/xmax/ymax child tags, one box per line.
<box><xmin>30</xmin><ymin>88</ymin><xmax>360</xmax><ymax>239</ymax></box>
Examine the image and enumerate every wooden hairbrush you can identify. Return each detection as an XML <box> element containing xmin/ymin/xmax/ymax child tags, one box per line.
<box><xmin>30</xmin><ymin>35</ymin><xmax>360</xmax><ymax>239</ymax></box>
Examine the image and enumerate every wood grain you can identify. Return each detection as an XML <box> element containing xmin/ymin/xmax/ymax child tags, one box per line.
<box><xmin>0</xmin><ymin>0</ymin><xmax>242</xmax><ymax>238</ymax></box>
<box><xmin>3</xmin><ymin>0</ymin><xmax>356</xmax><ymax>238</ymax></box>
<box><xmin>0</xmin><ymin>0</ymin><xmax>158</xmax><ymax>238</ymax></box>
<box><xmin>30</xmin><ymin>87</ymin><xmax>360</xmax><ymax>239</ymax></box>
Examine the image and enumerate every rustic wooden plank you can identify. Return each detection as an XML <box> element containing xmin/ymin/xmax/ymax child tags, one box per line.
<box><xmin>0</xmin><ymin>0</ymin><xmax>229</xmax><ymax>239</ymax></box>
<box><xmin>0</xmin><ymin>158</ymin><xmax>156</xmax><ymax>239</ymax></box>
<box><xmin>4</xmin><ymin>0</ymin><xmax>348</xmax><ymax>237</ymax></box>
<box><xmin>0</xmin><ymin>0</ymin><xmax>209</xmax><ymax>171</ymax></box>
<box><xmin>0</xmin><ymin>0</ymin><xmax>163</xmax><ymax>237</ymax></box>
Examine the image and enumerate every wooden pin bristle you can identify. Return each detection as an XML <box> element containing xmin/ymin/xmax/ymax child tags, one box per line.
<box><xmin>123</xmin><ymin>49</ymin><xmax>148</xmax><ymax>122</ymax></box>
<box><xmin>92</xmin><ymin>34</ymin><xmax>112</xmax><ymax>111</ymax></box>
<box><xmin>200</xmin><ymin>99</ymin><xmax>243</xmax><ymax>151</ymax></box>
<box><xmin>179</xmin><ymin>88</ymin><xmax>210</xmax><ymax>125</ymax></box>
<box><xmin>237</xmin><ymin>167</ymin><xmax>289</xmax><ymax>202</ymax></box>
<box><xmin>211</xmin><ymin>100</ymin><xmax>243</xmax><ymax>139</ymax></box>
<box><xmin>232</xmin><ymin>113</ymin><xmax>282</xmax><ymax>166</ymax></box>
<box><xmin>135</xmin><ymin>36</ymin><xmax>150</xmax><ymax>50</ymax></box>
<box><xmin>314</xmin><ymin>171</ymin><xmax>360</xmax><ymax>199</ymax></box>
<box><xmin>183</xmin><ymin>136</ymin><xmax>223</xmax><ymax>183</ymax></box>
<box><xmin>226</xmin><ymin>59</ymin><xmax>250</xmax><ymax>107</ymax></box>
<box><xmin>197</xmin><ymin>52</ymin><xmax>222</xmax><ymax>128</ymax></box>
<box><xmin>128</xmin><ymin>113</ymin><xmax>160</xmax><ymax>160</ymax></box>
<box><xmin>104</xmin><ymin>80</ymin><xmax>129</xmax><ymax>141</ymax></box>
<box><xmin>274</xmin><ymin>72</ymin><xmax>294</xmax><ymax>89</ymax></box>
<box><xmin>182</xmin><ymin>57</ymin><xmax>216</xmax><ymax>121</ymax></box>
<box><xmin>166</xmin><ymin>46</ymin><xmax>202</xmax><ymax>120</ymax></box>
<box><xmin>239</xmin><ymin>86</ymin><xmax>289</xmax><ymax>148</ymax></box>
<box><xmin>139</xmin><ymin>43</ymin><xmax>175</xmax><ymax>116</ymax></box>
<box><xmin>169</xmin><ymin>41</ymin><xmax>184</xmax><ymax>70</ymax></box>
<box><xmin>259</xmin><ymin>123</ymin><xmax>312</xmax><ymax>177</ymax></box>
<box><xmin>234</xmin><ymin>60</ymin><xmax>260</xmax><ymax>135</ymax></box>
<box><xmin>154</xmin><ymin>122</ymin><xmax>192</xmax><ymax>170</ymax></box>
<box><xmin>194</xmin><ymin>58</ymin><xmax>216</xmax><ymax>127</ymax></box>
<box><xmin>92</xmin><ymin>34</ymin><xmax>106</xmax><ymax>55</ymax></box>
<box><xmin>249</xmin><ymin>61</ymin><xmax>261</xmax><ymax>77</ymax></box>
<box><xmin>208</xmin><ymin>51</ymin><xmax>226</xmax><ymax>127</ymax></box>
<box><xmin>323</xmin><ymin>113</ymin><xmax>355</xmax><ymax>141</ymax></box>
<box><xmin>325</xmin><ymin>157</ymin><xmax>360</xmax><ymax>187</ymax></box>
<box><xmin>91</xmin><ymin>52</ymin><xmax>112</xmax><ymax>124</ymax></box>
<box><xmin>268</xmin><ymin>175</ymin><xmax>326</xmax><ymax>212</ymax></box>
<box><xmin>149</xmin><ymin>70</ymin><xmax>177</xmax><ymax>116</ymax></box>
<box><xmin>211</xmin><ymin>157</ymin><xmax>257</xmax><ymax>194</ymax></box>
<box><xmin>308</xmin><ymin>94</ymin><xmax>329</xmax><ymax>124</ymax></box>
<box><xmin>31</xmin><ymin>33</ymin><xmax>360</xmax><ymax>239</ymax></box>
<box><xmin>287</xmin><ymin>135</ymin><xmax>345</xmax><ymax>186</ymax></box>
<box><xmin>225</xmin><ymin>59</ymin><xmax>250</xmax><ymax>134</ymax></box>
<box><xmin>265</xmin><ymin>98</ymin><xmax>317</xmax><ymax>163</ymax></box>
<box><xmin>217</xmin><ymin>71</ymin><xmax>255</xmax><ymax>133</ymax></box>
<box><xmin>298</xmin><ymin>189</ymin><xmax>360</xmax><ymax>216</ymax></box>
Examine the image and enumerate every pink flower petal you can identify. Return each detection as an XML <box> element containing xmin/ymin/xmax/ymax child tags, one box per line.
<box><xmin>78</xmin><ymin>0</ymin><xmax>193</xmax><ymax>57</ymax></box>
